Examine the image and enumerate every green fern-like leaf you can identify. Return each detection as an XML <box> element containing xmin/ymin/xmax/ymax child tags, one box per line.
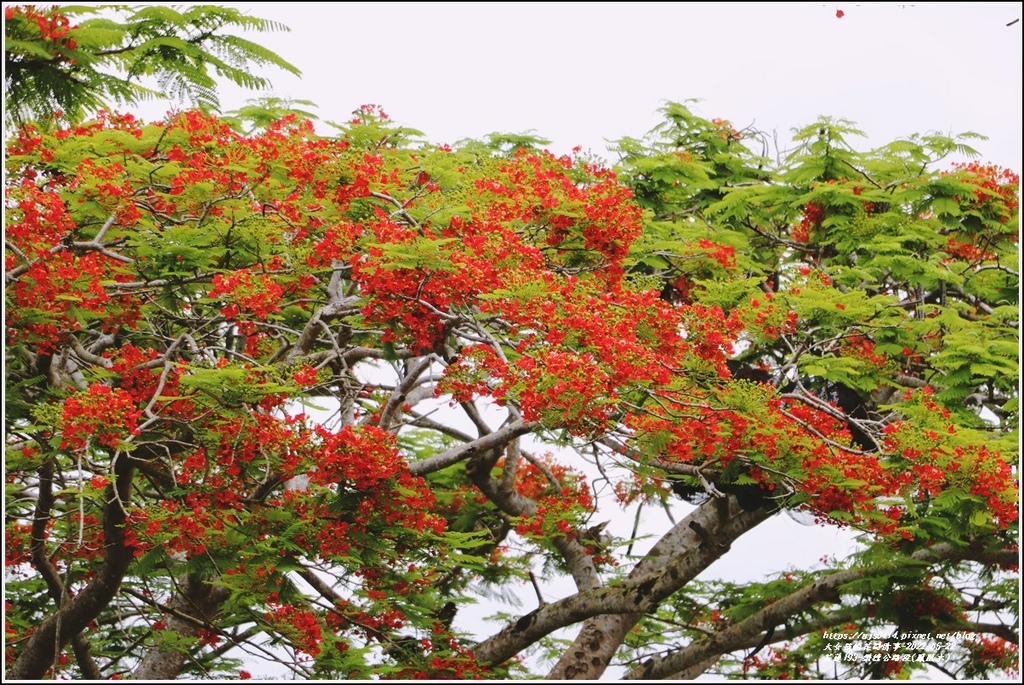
<box><xmin>4</xmin><ymin>3</ymin><xmax>301</xmax><ymax>128</ymax></box>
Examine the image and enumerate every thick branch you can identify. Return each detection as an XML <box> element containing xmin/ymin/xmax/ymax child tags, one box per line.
<box><xmin>407</xmin><ymin>419</ymin><xmax>537</xmax><ymax>476</ymax></box>
<box><xmin>377</xmin><ymin>357</ymin><xmax>433</xmax><ymax>432</ymax></box>
<box><xmin>547</xmin><ymin>496</ymin><xmax>774</xmax><ymax>679</ymax></box>
<box><xmin>29</xmin><ymin>461</ymin><xmax>67</xmax><ymax>609</ymax></box>
<box><xmin>468</xmin><ymin>443</ymin><xmax>602</xmax><ymax>594</ymax></box>
<box><xmin>626</xmin><ymin>568</ymin><xmax>864</xmax><ymax>680</ymax></box>
<box><xmin>9</xmin><ymin>455</ymin><xmax>136</xmax><ymax>679</ymax></box>
<box><xmin>25</xmin><ymin>460</ymin><xmax>104</xmax><ymax>678</ymax></box>
<box><xmin>131</xmin><ymin>575</ymin><xmax>231</xmax><ymax>680</ymax></box>
<box><xmin>474</xmin><ymin>495</ymin><xmax>773</xmax><ymax>670</ymax></box>
<box><xmin>287</xmin><ymin>296</ymin><xmax>361</xmax><ymax>361</ymax></box>
<box><xmin>667</xmin><ymin>607</ymin><xmax>866</xmax><ymax>679</ymax></box>
<box><xmin>956</xmin><ymin>621</ymin><xmax>1019</xmax><ymax>645</ymax></box>
<box><xmin>625</xmin><ymin>540</ymin><xmax>1016</xmax><ymax>680</ymax></box>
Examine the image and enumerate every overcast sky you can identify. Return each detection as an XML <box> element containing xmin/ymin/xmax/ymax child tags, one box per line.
<box><xmin>138</xmin><ymin>2</ymin><xmax>1023</xmax><ymax>171</ymax></box>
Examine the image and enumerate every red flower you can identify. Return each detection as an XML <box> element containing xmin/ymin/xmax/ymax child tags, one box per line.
<box><xmin>836</xmin><ymin>9</ymin><xmax>845</xmax><ymax>18</ymax></box>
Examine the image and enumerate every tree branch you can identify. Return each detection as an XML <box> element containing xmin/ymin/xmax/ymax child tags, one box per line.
<box><xmin>376</xmin><ymin>357</ymin><xmax>433</xmax><ymax>432</ymax></box>
<box><xmin>407</xmin><ymin>419</ymin><xmax>537</xmax><ymax>476</ymax></box>
<box><xmin>475</xmin><ymin>495</ymin><xmax>774</xmax><ymax>671</ymax></box>
<box><xmin>9</xmin><ymin>455</ymin><xmax>137</xmax><ymax>679</ymax></box>
<box><xmin>626</xmin><ymin>567</ymin><xmax>864</xmax><ymax>680</ymax></box>
<box><xmin>625</xmin><ymin>541</ymin><xmax>1017</xmax><ymax>680</ymax></box>
<box><xmin>132</xmin><ymin>574</ymin><xmax>231</xmax><ymax>680</ymax></box>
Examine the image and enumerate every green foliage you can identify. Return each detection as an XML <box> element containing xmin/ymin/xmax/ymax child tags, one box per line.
<box><xmin>4</xmin><ymin>4</ymin><xmax>299</xmax><ymax>127</ymax></box>
<box><xmin>221</xmin><ymin>96</ymin><xmax>319</xmax><ymax>134</ymax></box>
<box><xmin>608</xmin><ymin>102</ymin><xmax>1019</xmax><ymax>679</ymax></box>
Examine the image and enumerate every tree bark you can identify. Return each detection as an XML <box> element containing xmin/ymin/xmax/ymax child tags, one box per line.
<box><xmin>8</xmin><ymin>457</ymin><xmax>136</xmax><ymax>680</ymax></box>
<box><xmin>623</xmin><ymin>540</ymin><xmax>1016</xmax><ymax>680</ymax></box>
<box><xmin>131</xmin><ymin>575</ymin><xmax>231</xmax><ymax>680</ymax></box>
<box><xmin>472</xmin><ymin>494</ymin><xmax>773</xmax><ymax>671</ymax></box>
<box><xmin>546</xmin><ymin>495</ymin><xmax>773</xmax><ymax>679</ymax></box>
<box><xmin>624</xmin><ymin>567</ymin><xmax>864</xmax><ymax>680</ymax></box>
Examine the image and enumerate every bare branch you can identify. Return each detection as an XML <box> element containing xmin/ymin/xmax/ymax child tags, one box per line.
<box><xmin>408</xmin><ymin>419</ymin><xmax>538</xmax><ymax>476</ymax></box>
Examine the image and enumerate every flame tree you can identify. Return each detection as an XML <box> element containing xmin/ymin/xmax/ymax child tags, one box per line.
<box><xmin>4</xmin><ymin>6</ymin><xmax>1019</xmax><ymax>682</ymax></box>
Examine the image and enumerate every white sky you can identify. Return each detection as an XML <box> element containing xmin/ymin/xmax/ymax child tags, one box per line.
<box><xmin>141</xmin><ymin>2</ymin><xmax>1023</xmax><ymax>170</ymax></box>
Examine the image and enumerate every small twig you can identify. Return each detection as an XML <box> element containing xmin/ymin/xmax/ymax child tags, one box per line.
<box><xmin>528</xmin><ymin>571</ymin><xmax>547</xmax><ymax>607</ymax></box>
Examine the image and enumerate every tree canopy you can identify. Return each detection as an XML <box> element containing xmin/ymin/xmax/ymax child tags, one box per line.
<box><xmin>3</xmin><ymin>4</ymin><xmax>299</xmax><ymax>128</ymax></box>
<box><xmin>4</xmin><ymin>5</ymin><xmax>1020</xmax><ymax>682</ymax></box>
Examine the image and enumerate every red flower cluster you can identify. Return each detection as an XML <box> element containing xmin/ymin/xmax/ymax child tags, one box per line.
<box><xmin>61</xmin><ymin>384</ymin><xmax>141</xmax><ymax>451</ymax></box>
<box><xmin>791</xmin><ymin>201</ymin><xmax>825</xmax><ymax>243</ymax></box>
<box><xmin>210</xmin><ymin>269</ymin><xmax>286</xmax><ymax>320</ymax></box>
<box><xmin>5</xmin><ymin>5</ymin><xmax>78</xmax><ymax>51</ymax></box>
<box><xmin>265</xmin><ymin>605</ymin><xmax>322</xmax><ymax>657</ymax></box>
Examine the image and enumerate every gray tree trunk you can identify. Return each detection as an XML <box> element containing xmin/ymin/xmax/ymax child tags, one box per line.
<box><xmin>131</xmin><ymin>575</ymin><xmax>230</xmax><ymax>680</ymax></box>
